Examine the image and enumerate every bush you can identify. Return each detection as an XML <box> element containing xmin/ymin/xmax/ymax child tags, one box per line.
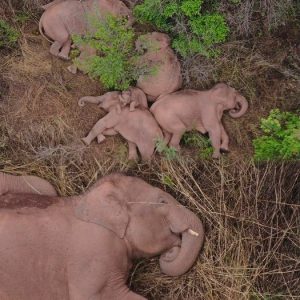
<box><xmin>72</xmin><ymin>15</ymin><xmax>147</xmax><ymax>90</ymax></box>
<box><xmin>134</xmin><ymin>0</ymin><xmax>229</xmax><ymax>57</ymax></box>
<box><xmin>155</xmin><ymin>139</ymin><xmax>178</xmax><ymax>160</ymax></box>
<box><xmin>253</xmin><ymin>109</ymin><xmax>300</xmax><ymax>161</ymax></box>
<box><xmin>0</xmin><ymin>20</ymin><xmax>19</xmax><ymax>49</ymax></box>
<box><xmin>182</xmin><ymin>131</ymin><xmax>213</xmax><ymax>159</ymax></box>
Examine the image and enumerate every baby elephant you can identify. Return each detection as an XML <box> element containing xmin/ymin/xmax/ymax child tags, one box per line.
<box><xmin>151</xmin><ymin>83</ymin><xmax>248</xmax><ymax>158</ymax></box>
<box><xmin>79</xmin><ymin>87</ymin><xmax>148</xmax><ymax>113</ymax></box>
<box><xmin>0</xmin><ymin>173</ymin><xmax>204</xmax><ymax>300</ymax></box>
<box><xmin>80</xmin><ymin>91</ymin><xmax>161</xmax><ymax>160</ymax></box>
<box><xmin>136</xmin><ymin>32</ymin><xmax>182</xmax><ymax>101</ymax></box>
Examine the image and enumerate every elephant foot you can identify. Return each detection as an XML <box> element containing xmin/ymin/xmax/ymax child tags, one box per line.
<box><xmin>97</xmin><ymin>135</ymin><xmax>106</xmax><ymax>144</ymax></box>
<box><xmin>220</xmin><ymin>148</ymin><xmax>230</xmax><ymax>154</ymax></box>
<box><xmin>212</xmin><ymin>152</ymin><xmax>221</xmax><ymax>159</ymax></box>
<box><xmin>82</xmin><ymin>137</ymin><xmax>91</xmax><ymax>146</ymax></box>
<box><xmin>58</xmin><ymin>53</ymin><xmax>70</xmax><ymax>61</ymax></box>
<box><xmin>67</xmin><ymin>65</ymin><xmax>78</xmax><ymax>74</ymax></box>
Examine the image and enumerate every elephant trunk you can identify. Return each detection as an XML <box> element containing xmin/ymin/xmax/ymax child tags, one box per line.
<box><xmin>159</xmin><ymin>206</ymin><xmax>204</xmax><ymax>276</ymax></box>
<box><xmin>229</xmin><ymin>95</ymin><xmax>248</xmax><ymax>118</ymax></box>
<box><xmin>78</xmin><ymin>96</ymin><xmax>103</xmax><ymax>107</ymax></box>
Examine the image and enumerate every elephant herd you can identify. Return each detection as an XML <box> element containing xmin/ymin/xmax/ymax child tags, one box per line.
<box><xmin>0</xmin><ymin>0</ymin><xmax>249</xmax><ymax>299</ymax></box>
<box><xmin>39</xmin><ymin>0</ymin><xmax>249</xmax><ymax>160</ymax></box>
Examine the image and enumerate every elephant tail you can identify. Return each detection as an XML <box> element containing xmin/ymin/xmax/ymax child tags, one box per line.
<box><xmin>39</xmin><ymin>14</ymin><xmax>53</xmax><ymax>43</ymax></box>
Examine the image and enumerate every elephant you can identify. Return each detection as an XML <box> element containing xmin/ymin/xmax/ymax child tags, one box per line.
<box><xmin>80</xmin><ymin>91</ymin><xmax>162</xmax><ymax>160</ymax></box>
<box><xmin>135</xmin><ymin>32</ymin><xmax>183</xmax><ymax>101</ymax></box>
<box><xmin>150</xmin><ymin>83</ymin><xmax>249</xmax><ymax>158</ymax></box>
<box><xmin>79</xmin><ymin>87</ymin><xmax>148</xmax><ymax>112</ymax></box>
<box><xmin>0</xmin><ymin>172</ymin><xmax>57</xmax><ymax>196</ymax></box>
<box><xmin>39</xmin><ymin>0</ymin><xmax>133</xmax><ymax>60</ymax></box>
<box><xmin>41</xmin><ymin>0</ymin><xmax>66</xmax><ymax>10</ymax></box>
<box><xmin>0</xmin><ymin>173</ymin><xmax>205</xmax><ymax>300</ymax></box>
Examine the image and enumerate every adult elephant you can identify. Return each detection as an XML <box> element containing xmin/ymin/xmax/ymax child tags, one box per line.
<box><xmin>0</xmin><ymin>172</ymin><xmax>57</xmax><ymax>196</ymax></box>
<box><xmin>151</xmin><ymin>83</ymin><xmax>248</xmax><ymax>158</ymax></box>
<box><xmin>135</xmin><ymin>32</ymin><xmax>182</xmax><ymax>101</ymax></box>
<box><xmin>39</xmin><ymin>0</ymin><xmax>133</xmax><ymax>59</ymax></box>
<box><xmin>0</xmin><ymin>173</ymin><xmax>204</xmax><ymax>300</ymax></box>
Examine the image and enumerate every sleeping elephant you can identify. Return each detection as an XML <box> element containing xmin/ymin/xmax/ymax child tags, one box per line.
<box><xmin>0</xmin><ymin>172</ymin><xmax>57</xmax><ymax>196</ymax></box>
<box><xmin>80</xmin><ymin>90</ymin><xmax>160</xmax><ymax>161</ymax></box>
<box><xmin>79</xmin><ymin>87</ymin><xmax>148</xmax><ymax>112</ymax></box>
<box><xmin>0</xmin><ymin>173</ymin><xmax>204</xmax><ymax>300</ymax></box>
<box><xmin>151</xmin><ymin>83</ymin><xmax>249</xmax><ymax>158</ymax></box>
<box><xmin>135</xmin><ymin>32</ymin><xmax>182</xmax><ymax>101</ymax></box>
<box><xmin>39</xmin><ymin>0</ymin><xmax>133</xmax><ymax>60</ymax></box>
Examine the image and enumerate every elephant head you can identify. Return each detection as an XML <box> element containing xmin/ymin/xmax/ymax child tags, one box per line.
<box><xmin>119</xmin><ymin>87</ymin><xmax>148</xmax><ymax>109</ymax></box>
<box><xmin>210</xmin><ymin>83</ymin><xmax>248</xmax><ymax>118</ymax></box>
<box><xmin>73</xmin><ymin>174</ymin><xmax>204</xmax><ymax>276</ymax></box>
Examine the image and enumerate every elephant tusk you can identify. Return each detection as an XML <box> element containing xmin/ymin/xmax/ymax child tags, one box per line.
<box><xmin>188</xmin><ymin>229</ymin><xmax>199</xmax><ymax>237</ymax></box>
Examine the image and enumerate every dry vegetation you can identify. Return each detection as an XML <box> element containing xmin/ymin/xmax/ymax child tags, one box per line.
<box><xmin>0</xmin><ymin>0</ymin><xmax>299</xmax><ymax>299</ymax></box>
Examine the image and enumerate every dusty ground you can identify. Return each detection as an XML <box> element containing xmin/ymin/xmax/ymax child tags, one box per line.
<box><xmin>0</xmin><ymin>1</ymin><xmax>299</xmax><ymax>299</ymax></box>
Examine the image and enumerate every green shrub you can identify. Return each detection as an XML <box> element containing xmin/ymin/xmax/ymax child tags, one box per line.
<box><xmin>0</xmin><ymin>20</ymin><xmax>19</xmax><ymax>49</ymax></box>
<box><xmin>134</xmin><ymin>0</ymin><xmax>229</xmax><ymax>57</ymax></box>
<box><xmin>72</xmin><ymin>15</ymin><xmax>146</xmax><ymax>90</ymax></box>
<box><xmin>253</xmin><ymin>109</ymin><xmax>300</xmax><ymax>161</ymax></box>
<box><xmin>182</xmin><ymin>131</ymin><xmax>213</xmax><ymax>159</ymax></box>
<box><xmin>156</xmin><ymin>139</ymin><xmax>178</xmax><ymax>160</ymax></box>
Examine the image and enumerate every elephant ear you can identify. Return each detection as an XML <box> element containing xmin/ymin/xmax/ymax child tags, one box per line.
<box><xmin>74</xmin><ymin>187</ymin><xmax>129</xmax><ymax>239</ymax></box>
<box><xmin>210</xmin><ymin>83</ymin><xmax>234</xmax><ymax>105</ymax></box>
<box><xmin>131</xmin><ymin>88</ymin><xmax>148</xmax><ymax>109</ymax></box>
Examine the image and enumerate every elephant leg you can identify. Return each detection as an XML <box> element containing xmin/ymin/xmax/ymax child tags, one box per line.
<box><xmin>96</xmin><ymin>129</ymin><xmax>118</xmax><ymax>145</ymax></box>
<box><xmin>50</xmin><ymin>41</ymin><xmax>63</xmax><ymax>57</ymax></box>
<box><xmin>169</xmin><ymin>131</ymin><xmax>184</xmax><ymax>150</ymax></box>
<box><xmin>82</xmin><ymin>112</ymin><xmax>119</xmax><ymax>145</ymax></box>
<box><xmin>96</xmin><ymin>134</ymin><xmax>106</xmax><ymax>144</ymax></box>
<box><xmin>207</xmin><ymin>126</ymin><xmax>222</xmax><ymax>158</ymax></box>
<box><xmin>220</xmin><ymin>124</ymin><xmax>229</xmax><ymax>152</ymax></box>
<box><xmin>102</xmin><ymin>129</ymin><xmax>118</xmax><ymax>136</ymax></box>
<box><xmin>128</xmin><ymin>141</ymin><xmax>138</xmax><ymax>160</ymax></box>
<box><xmin>58</xmin><ymin>39</ymin><xmax>71</xmax><ymax>60</ymax></box>
<box><xmin>163</xmin><ymin>130</ymin><xmax>171</xmax><ymax>145</ymax></box>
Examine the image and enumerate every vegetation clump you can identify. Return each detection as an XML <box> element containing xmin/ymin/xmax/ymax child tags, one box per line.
<box><xmin>182</xmin><ymin>131</ymin><xmax>213</xmax><ymax>159</ymax></box>
<box><xmin>155</xmin><ymin>139</ymin><xmax>178</xmax><ymax>160</ymax></box>
<box><xmin>72</xmin><ymin>15</ymin><xmax>146</xmax><ymax>90</ymax></box>
<box><xmin>253</xmin><ymin>109</ymin><xmax>300</xmax><ymax>161</ymax></box>
<box><xmin>0</xmin><ymin>20</ymin><xmax>19</xmax><ymax>49</ymax></box>
<box><xmin>134</xmin><ymin>0</ymin><xmax>229</xmax><ymax>57</ymax></box>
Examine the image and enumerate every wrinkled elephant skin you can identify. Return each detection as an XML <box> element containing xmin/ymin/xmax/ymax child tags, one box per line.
<box><xmin>0</xmin><ymin>173</ymin><xmax>204</xmax><ymax>300</ymax></box>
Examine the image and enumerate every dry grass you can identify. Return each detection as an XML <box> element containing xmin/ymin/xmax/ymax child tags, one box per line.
<box><xmin>0</xmin><ymin>1</ymin><xmax>300</xmax><ymax>299</ymax></box>
<box><xmin>129</xmin><ymin>159</ymin><xmax>300</xmax><ymax>299</ymax></box>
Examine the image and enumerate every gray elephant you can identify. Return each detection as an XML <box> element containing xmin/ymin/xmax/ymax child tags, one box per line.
<box><xmin>39</xmin><ymin>0</ymin><xmax>133</xmax><ymax>60</ymax></box>
<box><xmin>80</xmin><ymin>90</ymin><xmax>161</xmax><ymax>161</ymax></box>
<box><xmin>0</xmin><ymin>172</ymin><xmax>57</xmax><ymax>196</ymax></box>
<box><xmin>151</xmin><ymin>83</ymin><xmax>249</xmax><ymax>158</ymax></box>
<box><xmin>0</xmin><ymin>173</ymin><xmax>204</xmax><ymax>300</ymax></box>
